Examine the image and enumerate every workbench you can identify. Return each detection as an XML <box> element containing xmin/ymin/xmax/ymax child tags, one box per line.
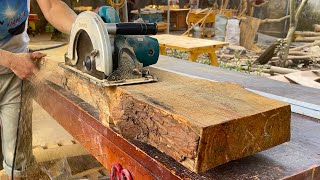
<box><xmin>153</xmin><ymin>34</ymin><xmax>228</xmax><ymax>66</ymax></box>
<box><xmin>163</xmin><ymin>8</ymin><xmax>190</xmax><ymax>30</ymax></box>
<box><xmin>154</xmin><ymin>5</ymin><xmax>189</xmax><ymax>31</ymax></box>
<box><xmin>130</xmin><ymin>9</ymin><xmax>164</xmax><ymax>23</ymax></box>
<box><xmin>139</xmin><ymin>5</ymin><xmax>189</xmax><ymax>31</ymax></box>
<box><xmin>35</xmin><ymin>55</ymin><xmax>320</xmax><ymax>179</ymax></box>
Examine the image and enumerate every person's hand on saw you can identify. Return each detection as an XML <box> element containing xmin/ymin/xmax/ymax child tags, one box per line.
<box><xmin>0</xmin><ymin>50</ymin><xmax>46</xmax><ymax>79</ymax></box>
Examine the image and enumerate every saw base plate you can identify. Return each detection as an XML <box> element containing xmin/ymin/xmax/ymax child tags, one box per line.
<box><xmin>59</xmin><ymin>63</ymin><xmax>158</xmax><ymax>87</ymax></box>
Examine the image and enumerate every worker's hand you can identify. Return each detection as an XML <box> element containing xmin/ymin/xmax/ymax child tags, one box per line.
<box><xmin>9</xmin><ymin>52</ymin><xmax>47</xmax><ymax>80</ymax></box>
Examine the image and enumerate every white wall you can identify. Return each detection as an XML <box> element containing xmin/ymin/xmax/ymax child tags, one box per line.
<box><xmin>309</xmin><ymin>0</ymin><xmax>320</xmax><ymax>12</ymax></box>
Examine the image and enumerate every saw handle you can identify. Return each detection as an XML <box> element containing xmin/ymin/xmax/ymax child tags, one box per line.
<box><xmin>115</xmin><ymin>23</ymin><xmax>158</xmax><ymax>35</ymax></box>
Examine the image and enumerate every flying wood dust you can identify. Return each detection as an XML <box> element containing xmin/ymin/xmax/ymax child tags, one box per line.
<box><xmin>16</xmin><ymin>58</ymin><xmax>108</xmax><ymax>179</ymax></box>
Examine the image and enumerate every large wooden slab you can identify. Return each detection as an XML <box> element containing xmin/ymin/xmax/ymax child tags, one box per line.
<box><xmin>37</xmin><ymin>57</ymin><xmax>290</xmax><ymax>173</ymax></box>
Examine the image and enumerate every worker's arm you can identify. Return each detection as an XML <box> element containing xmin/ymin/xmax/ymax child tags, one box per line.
<box><xmin>0</xmin><ymin>49</ymin><xmax>46</xmax><ymax>79</ymax></box>
<box><xmin>36</xmin><ymin>0</ymin><xmax>77</xmax><ymax>34</ymax></box>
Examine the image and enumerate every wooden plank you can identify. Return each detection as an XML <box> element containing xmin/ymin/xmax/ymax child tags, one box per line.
<box><xmin>36</xmin><ymin>58</ymin><xmax>290</xmax><ymax>173</ymax></box>
<box><xmin>72</xmin><ymin>167</ymin><xmax>105</xmax><ymax>178</ymax></box>
<box><xmin>285</xmin><ymin>71</ymin><xmax>320</xmax><ymax>89</ymax></box>
<box><xmin>295</xmin><ymin>36</ymin><xmax>320</xmax><ymax>42</ymax></box>
<box><xmin>268</xmin><ymin>75</ymin><xmax>293</xmax><ymax>83</ymax></box>
<box><xmin>295</xmin><ymin>31</ymin><xmax>320</xmax><ymax>37</ymax></box>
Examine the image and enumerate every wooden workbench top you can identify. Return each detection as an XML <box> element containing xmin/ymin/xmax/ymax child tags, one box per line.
<box><xmin>152</xmin><ymin>34</ymin><xmax>229</xmax><ymax>49</ymax></box>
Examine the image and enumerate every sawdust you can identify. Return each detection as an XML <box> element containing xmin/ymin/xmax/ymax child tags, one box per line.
<box><xmin>15</xmin><ymin>59</ymin><xmax>88</xmax><ymax>179</ymax></box>
<box><xmin>30</xmin><ymin>59</ymin><xmax>56</xmax><ymax>91</ymax></box>
<box><xmin>11</xmin><ymin>59</ymin><xmax>53</xmax><ymax>179</ymax></box>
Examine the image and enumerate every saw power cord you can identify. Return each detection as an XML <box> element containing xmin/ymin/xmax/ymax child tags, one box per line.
<box><xmin>11</xmin><ymin>80</ymin><xmax>24</xmax><ymax>180</ymax></box>
<box><xmin>29</xmin><ymin>42</ymin><xmax>68</xmax><ymax>52</ymax></box>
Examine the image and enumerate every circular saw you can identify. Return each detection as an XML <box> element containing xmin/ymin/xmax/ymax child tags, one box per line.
<box><xmin>63</xmin><ymin>6</ymin><xmax>159</xmax><ymax>86</ymax></box>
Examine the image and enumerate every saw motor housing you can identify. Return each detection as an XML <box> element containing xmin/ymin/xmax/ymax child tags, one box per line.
<box><xmin>65</xmin><ymin>6</ymin><xmax>159</xmax><ymax>85</ymax></box>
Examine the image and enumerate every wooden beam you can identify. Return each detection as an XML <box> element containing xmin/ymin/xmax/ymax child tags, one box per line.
<box><xmin>295</xmin><ymin>31</ymin><xmax>320</xmax><ymax>37</ymax></box>
<box><xmin>35</xmin><ymin>58</ymin><xmax>291</xmax><ymax>173</ymax></box>
<box><xmin>295</xmin><ymin>36</ymin><xmax>320</xmax><ymax>42</ymax></box>
<box><xmin>291</xmin><ymin>40</ymin><xmax>320</xmax><ymax>51</ymax></box>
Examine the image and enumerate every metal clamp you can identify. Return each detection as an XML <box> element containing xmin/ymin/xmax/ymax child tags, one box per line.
<box><xmin>110</xmin><ymin>163</ymin><xmax>133</xmax><ymax>180</ymax></box>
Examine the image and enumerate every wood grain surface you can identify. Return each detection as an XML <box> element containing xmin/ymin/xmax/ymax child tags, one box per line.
<box><xmin>36</xmin><ymin>51</ymin><xmax>291</xmax><ymax>173</ymax></box>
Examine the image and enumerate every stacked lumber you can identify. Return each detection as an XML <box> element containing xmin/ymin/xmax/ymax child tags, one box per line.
<box><xmin>286</xmin><ymin>40</ymin><xmax>320</xmax><ymax>63</ymax></box>
<box><xmin>37</xmin><ymin>58</ymin><xmax>291</xmax><ymax>173</ymax></box>
<box><xmin>256</xmin><ymin>38</ymin><xmax>320</xmax><ymax>65</ymax></box>
<box><xmin>294</xmin><ymin>31</ymin><xmax>320</xmax><ymax>42</ymax></box>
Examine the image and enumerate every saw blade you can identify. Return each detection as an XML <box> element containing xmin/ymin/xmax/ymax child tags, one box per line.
<box><xmin>74</xmin><ymin>31</ymin><xmax>105</xmax><ymax>80</ymax></box>
<box><xmin>59</xmin><ymin>63</ymin><xmax>158</xmax><ymax>87</ymax></box>
<box><xmin>107</xmin><ymin>47</ymin><xmax>143</xmax><ymax>82</ymax></box>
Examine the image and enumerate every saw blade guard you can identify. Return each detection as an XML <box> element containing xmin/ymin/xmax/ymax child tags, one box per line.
<box><xmin>66</xmin><ymin>11</ymin><xmax>113</xmax><ymax>76</ymax></box>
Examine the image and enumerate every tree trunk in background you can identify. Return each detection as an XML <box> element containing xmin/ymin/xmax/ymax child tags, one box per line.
<box><xmin>282</xmin><ymin>0</ymin><xmax>296</xmax><ymax>67</ymax></box>
<box><xmin>247</xmin><ymin>1</ymin><xmax>255</xmax><ymax>16</ymax></box>
<box><xmin>282</xmin><ymin>0</ymin><xmax>309</xmax><ymax>67</ymax></box>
